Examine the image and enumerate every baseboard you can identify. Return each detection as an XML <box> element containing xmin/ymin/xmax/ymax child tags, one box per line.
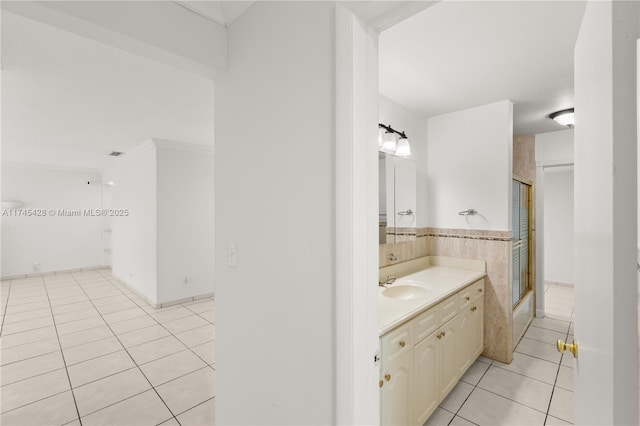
<box><xmin>2</xmin><ymin>265</ymin><xmax>112</xmax><ymax>281</ymax></box>
<box><xmin>111</xmin><ymin>274</ymin><xmax>214</xmax><ymax>309</ymax></box>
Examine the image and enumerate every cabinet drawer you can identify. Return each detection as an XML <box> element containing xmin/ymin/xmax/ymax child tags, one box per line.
<box><xmin>458</xmin><ymin>287</ymin><xmax>473</xmax><ymax>309</ymax></box>
<box><xmin>414</xmin><ymin>307</ymin><xmax>439</xmax><ymax>343</ymax></box>
<box><xmin>471</xmin><ymin>279</ymin><xmax>485</xmax><ymax>301</ymax></box>
<box><xmin>438</xmin><ymin>294</ymin><xmax>459</xmax><ymax>324</ymax></box>
<box><xmin>382</xmin><ymin>321</ymin><xmax>413</xmax><ymax>361</ymax></box>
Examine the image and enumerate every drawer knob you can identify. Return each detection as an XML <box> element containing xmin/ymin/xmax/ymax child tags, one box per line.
<box><xmin>471</xmin><ymin>306</ymin><xmax>477</xmax><ymax>312</ymax></box>
<box><xmin>436</xmin><ymin>332</ymin><xmax>443</xmax><ymax>340</ymax></box>
<box><xmin>379</xmin><ymin>380</ymin><xmax>384</xmax><ymax>388</ymax></box>
<box><xmin>385</xmin><ymin>373</ymin><xmax>391</xmax><ymax>381</ymax></box>
<box><xmin>442</xmin><ymin>331</ymin><xmax>446</xmax><ymax>337</ymax></box>
<box><xmin>399</xmin><ymin>340</ymin><xmax>406</xmax><ymax>348</ymax></box>
<box><xmin>478</xmin><ymin>288</ymin><xmax>483</xmax><ymax>293</ymax></box>
<box><xmin>465</xmin><ymin>296</ymin><xmax>470</xmax><ymax>301</ymax></box>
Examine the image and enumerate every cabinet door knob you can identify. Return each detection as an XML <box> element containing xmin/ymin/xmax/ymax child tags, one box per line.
<box><xmin>442</xmin><ymin>331</ymin><xmax>446</xmax><ymax>337</ymax></box>
<box><xmin>379</xmin><ymin>379</ymin><xmax>384</xmax><ymax>388</ymax></box>
<box><xmin>465</xmin><ymin>296</ymin><xmax>470</xmax><ymax>301</ymax></box>
<box><xmin>478</xmin><ymin>288</ymin><xmax>483</xmax><ymax>293</ymax></box>
<box><xmin>436</xmin><ymin>332</ymin><xmax>442</xmax><ymax>340</ymax></box>
<box><xmin>399</xmin><ymin>340</ymin><xmax>406</xmax><ymax>348</ymax></box>
<box><xmin>385</xmin><ymin>373</ymin><xmax>391</xmax><ymax>381</ymax></box>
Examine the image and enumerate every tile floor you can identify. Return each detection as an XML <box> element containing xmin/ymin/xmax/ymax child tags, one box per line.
<box><xmin>425</xmin><ymin>282</ymin><xmax>575</xmax><ymax>426</ymax></box>
<box><xmin>0</xmin><ymin>269</ymin><xmax>215</xmax><ymax>425</ymax></box>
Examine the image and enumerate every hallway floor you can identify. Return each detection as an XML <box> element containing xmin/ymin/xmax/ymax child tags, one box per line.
<box><xmin>0</xmin><ymin>269</ymin><xmax>215</xmax><ymax>425</ymax></box>
<box><xmin>425</xmin><ymin>282</ymin><xmax>575</xmax><ymax>426</ymax></box>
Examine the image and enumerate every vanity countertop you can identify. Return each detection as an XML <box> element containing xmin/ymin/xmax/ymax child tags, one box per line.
<box><xmin>379</xmin><ymin>258</ymin><xmax>486</xmax><ymax>336</ymax></box>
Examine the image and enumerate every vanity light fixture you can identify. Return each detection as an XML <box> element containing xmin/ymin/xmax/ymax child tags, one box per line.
<box><xmin>378</xmin><ymin>123</ymin><xmax>411</xmax><ymax>157</ymax></box>
<box><xmin>549</xmin><ymin>108</ymin><xmax>575</xmax><ymax>128</ymax></box>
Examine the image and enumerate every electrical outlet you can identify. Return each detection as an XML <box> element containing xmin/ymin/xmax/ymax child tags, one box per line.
<box><xmin>32</xmin><ymin>262</ymin><xmax>41</xmax><ymax>271</ymax></box>
<box><xmin>228</xmin><ymin>242</ymin><xmax>238</xmax><ymax>267</ymax></box>
<box><xmin>184</xmin><ymin>275</ymin><xmax>193</xmax><ymax>284</ymax></box>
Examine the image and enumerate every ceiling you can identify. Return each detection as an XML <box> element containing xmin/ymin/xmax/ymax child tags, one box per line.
<box><xmin>1</xmin><ymin>11</ymin><xmax>215</xmax><ymax>170</ymax></box>
<box><xmin>175</xmin><ymin>1</ymin><xmax>253</xmax><ymax>27</ymax></box>
<box><xmin>379</xmin><ymin>1</ymin><xmax>587</xmax><ymax>136</ymax></box>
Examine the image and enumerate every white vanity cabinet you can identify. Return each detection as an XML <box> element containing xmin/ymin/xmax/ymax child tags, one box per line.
<box><xmin>380</xmin><ymin>279</ymin><xmax>485</xmax><ymax>426</ymax></box>
<box><xmin>380</xmin><ymin>322</ymin><xmax>414</xmax><ymax>426</ymax></box>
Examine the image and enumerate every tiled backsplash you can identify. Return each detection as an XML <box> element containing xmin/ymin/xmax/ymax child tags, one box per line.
<box><xmin>379</xmin><ymin>227</ymin><xmax>429</xmax><ymax>267</ymax></box>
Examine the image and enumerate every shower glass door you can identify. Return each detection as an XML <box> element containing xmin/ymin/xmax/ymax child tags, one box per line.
<box><xmin>512</xmin><ymin>180</ymin><xmax>531</xmax><ymax>308</ymax></box>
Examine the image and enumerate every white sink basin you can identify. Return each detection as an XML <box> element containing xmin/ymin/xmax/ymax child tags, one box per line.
<box><xmin>383</xmin><ymin>284</ymin><xmax>430</xmax><ymax>300</ymax></box>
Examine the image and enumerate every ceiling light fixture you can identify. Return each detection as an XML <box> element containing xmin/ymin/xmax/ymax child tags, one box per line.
<box><xmin>550</xmin><ymin>108</ymin><xmax>575</xmax><ymax>128</ymax></box>
<box><xmin>378</xmin><ymin>123</ymin><xmax>411</xmax><ymax>157</ymax></box>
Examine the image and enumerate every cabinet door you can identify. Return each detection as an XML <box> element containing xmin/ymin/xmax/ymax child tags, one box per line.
<box><xmin>414</xmin><ymin>332</ymin><xmax>439</xmax><ymax>426</ymax></box>
<box><xmin>381</xmin><ymin>349</ymin><xmax>413</xmax><ymax>426</ymax></box>
<box><xmin>472</xmin><ymin>298</ymin><xmax>485</xmax><ymax>358</ymax></box>
<box><xmin>456</xmin><ymin>306</ymin><xmax>474</xmax><ymax>378</ymax></box>
<box><xmin>439</xmin><ymin>316</ymin><xmax>460</xmax><ymax>400</ymax></box>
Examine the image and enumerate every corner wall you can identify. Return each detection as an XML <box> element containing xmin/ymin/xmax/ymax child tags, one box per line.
<box><xmin>109</xmin><ymin>141</ymin><xmax>158</xmax><ymax>303</ymax></box>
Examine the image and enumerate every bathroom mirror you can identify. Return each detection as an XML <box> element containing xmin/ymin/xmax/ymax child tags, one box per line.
<box><xmin>379</xmin><ymin>153</ymin><xmax>417</xmax><ymax>245</ymax></box>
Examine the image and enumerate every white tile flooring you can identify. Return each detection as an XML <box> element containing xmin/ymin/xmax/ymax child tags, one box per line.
<box><xmin>0</xmin><ymin>269</ymin><xmax>215</xmax><ymax>425</ymax></box>
<box><xmin>425</xmin><ymin>282</ymin><xmax>575</xmax><ymax>426</ymax></box>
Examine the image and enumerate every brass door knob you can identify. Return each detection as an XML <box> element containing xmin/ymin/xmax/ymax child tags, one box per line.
<box><xmin>379</xmin><ymin>379</ymin><xmax>384</xmax><ymax>388</ymax></box>
<box><xmin>557</xmin><ymin>339</ymin><xmax>578</xmax><ymax>358</ymax></box>
<box><xmin>399</xmin><ymin>340</ymin><xmax>406</xmax><ymax>348</ymax></box>
<box><xmin>384</xmin><ymin>373</ymin><xmax>391</xmax><ymax>381</ymax></box>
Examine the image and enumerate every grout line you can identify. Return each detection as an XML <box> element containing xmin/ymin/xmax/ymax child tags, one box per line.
<box><xmin>1</xmin><ymin>366</ymin><xmax>67</xmax><ymax>388</ymax></box>
<box><xmin>40</xmin><ymin>275</ymin><xmax>84</xmax><ymax>426</ymax></box>
<box><xmin>447</xmin><ymin>359</ymin><xmax>492</xmax><ymax>425</ymax></box>
<box><xmin>1</xmin><ymin>279</ymin><xmax>13</xmax><ymax>335</ymax></box>
<box><xmin>172</xmin><ymin>396</ymin><xmax>215</xmax><ymax>418</ymax></box>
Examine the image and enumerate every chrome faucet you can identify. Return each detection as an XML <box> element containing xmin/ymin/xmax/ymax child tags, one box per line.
<box><xmin>379</xmin><ymin>275</ymin><xmax>396</xmax><ymax>287</ymax></box>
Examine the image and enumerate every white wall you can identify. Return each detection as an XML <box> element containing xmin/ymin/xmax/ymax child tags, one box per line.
<box><xmin>108</xmin><ymin>142</ymin><xmax>158</xmax><ymax>303</ymax></box>
<box><xmin>427</xmin><ymin>100</ymin><xmax>514</xmax><ymax>231</ymax></box>
<box><xmin>215</xmin><ymin>2</ymin><xmax>335</xmax><ymax>424</ymax></box>
<box><xmin>535</xmin><ymin>129</ymin><xmax>574</xmax><ymax>164</ymax></box>
<box><xmin>155</xmin><ymin>140</ymin><xmax>214</xmax><ymax>304</ymax></box>
<box><xmin>543</xmin><ymin>168</ymin><xmax>574</xmax><ymax>284</ymax></box>
<box><xmin>379</xmin><ymin>95</ymin><xmax>428</xmax><ymax>227</ymax></box>
<box><xmin>1</xmin><ymin>164</ymin><xmax>102</xmax><ymax>277</ymax></box>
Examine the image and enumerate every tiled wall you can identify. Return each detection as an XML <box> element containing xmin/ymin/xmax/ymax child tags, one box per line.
<box><xmin>379</xmin><ymin>228</ymin><xmax>429</xmax><ymax>267</ymax></box>
<box><xmin>513</xmin><ymin>135</ymin><xmax>535</xmax><ymax>183</ymax></box>
<box><xmin>427</xmin><ymin>227</ymin><xmax>514</xmax><ymax>363</ymax></box>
